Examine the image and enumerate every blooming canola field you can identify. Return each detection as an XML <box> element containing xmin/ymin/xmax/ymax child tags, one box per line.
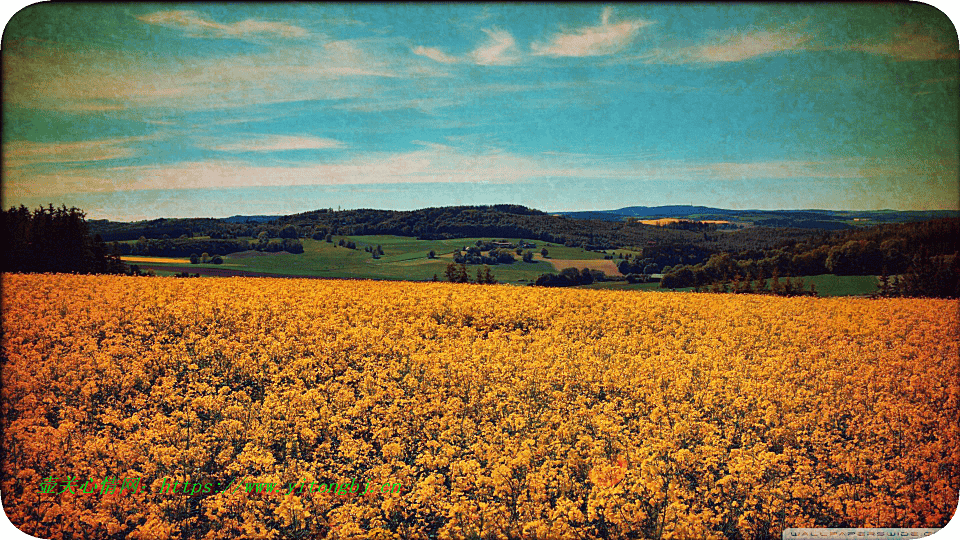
<box><xmin>2</xmin><ymin>274</ymin><xmax>958</xmax><ymax>539</ymax></box>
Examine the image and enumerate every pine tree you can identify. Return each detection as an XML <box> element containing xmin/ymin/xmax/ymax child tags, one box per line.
<box><xmin>878</xmin><ymin>265</ymin><xmax>891</xmax><ymax>297</ymax></box>
<box><xmin>771</xmin><ymin>269</ymin><xmax>782</xmax><ymax>296</ymax></box>
<box><xmin>483</xmin><ymin>267</ymin><xmax>496</xmax><ymax>284</ymax></box>
<box><xmin>755</xmin><ymin>275</ymin><xmax>768</xmax><ymax>294</ymax></box>
<box><xmin>445</xmin><ymin>263</ymin><xmax>469</xmax><ymax>283</ymax></box>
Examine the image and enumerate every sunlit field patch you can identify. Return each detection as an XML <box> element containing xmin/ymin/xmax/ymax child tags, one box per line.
<box><xmin>636</xmin><ymin>218</ymin><xmax>732</xmax><ymax>226</ymax></box>
<box><xmin>120</xmin><ymin>256</ymin><xmax>193</xmax><ymax>264</ymax></box>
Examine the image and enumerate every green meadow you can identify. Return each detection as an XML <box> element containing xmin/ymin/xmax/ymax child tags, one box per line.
<box><xmin>125</xmin><ymin>236</ymin><xmax>577</xmax><ymax>284</ymax></box>
<box><xmin>126</xmin><ymin>235</ymin><xmax>881</xmax><ymax>296</ymax></box>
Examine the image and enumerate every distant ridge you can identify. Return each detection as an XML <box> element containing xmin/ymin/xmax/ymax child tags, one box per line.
<box><xmin>557</xmin><ymin>205</ymin><xmax>958</xmax><ymax>229</ymax></box>
<box><xmin>606</xmin><ymin>205</ymin><xmax>734</xmax><ymax>217</ymax></box>
<box><xmin>87</xmin><ymin>203</ymin><xmax>957</xmax><ymax>245</ymax></box>
<box><xmin>221</xmin><ymin>215</ymin><xmax>282</xmax><ymax>224</ymax></box>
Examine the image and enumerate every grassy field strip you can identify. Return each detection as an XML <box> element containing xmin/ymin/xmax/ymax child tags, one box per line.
<box><xmin>124</xmin><ymin>257</ymin><xmax>245</xmax><ymax>269</ymax></box>
<box><xmin>121</xmin><ymin>256</ymin><xmax>193</xmax><ymax>264</ymax></box>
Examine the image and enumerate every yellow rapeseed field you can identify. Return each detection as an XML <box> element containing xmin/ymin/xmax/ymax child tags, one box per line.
<box><xmin>2</xmin><ymin>274</ymin><xmax>957</xmax><ymax>539</ymax></box>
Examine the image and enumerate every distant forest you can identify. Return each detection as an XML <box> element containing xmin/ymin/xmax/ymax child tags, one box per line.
<box><xmin>653</xmin><ymin>218</ymin><xmax>959</xmax><ymax>298</ymax></box>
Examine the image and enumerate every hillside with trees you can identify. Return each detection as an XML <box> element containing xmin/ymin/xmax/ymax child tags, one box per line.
<box><xmin>655</xmin><ymin>218</ymin><xmax>959</xmax><ymax>298</ymax></box>
<box><xmin>89</xmin><ymin>205</ymin><xmax>826</xmax><ymax>262</ymax></box>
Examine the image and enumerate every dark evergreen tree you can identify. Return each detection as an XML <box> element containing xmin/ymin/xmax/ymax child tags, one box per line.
<box><xmin>1</xmin><ymin>205</ymin><xmax>127</xmax><ymax>275</ymax></box>
<box><xmin>444</xmin><ymin>263</ymin><xmax>469</xmax><ymax>283</ymax></box>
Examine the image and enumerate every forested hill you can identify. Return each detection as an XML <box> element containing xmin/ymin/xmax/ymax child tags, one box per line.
<box><xmin>88</xmin><ymin>204</ymin><xmax>960</xmax><ymax>255</ymax></box>
<box><xmin>89</xmin><ymin>205</ymin><xmax>826</xmax><ymax>253</ymax></box>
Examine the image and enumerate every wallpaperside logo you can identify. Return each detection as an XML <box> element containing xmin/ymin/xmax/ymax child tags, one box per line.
<box><xmin>783</xmin><ymin>528</ymin><xmax>941</xmax><ymax>539</ymax></box>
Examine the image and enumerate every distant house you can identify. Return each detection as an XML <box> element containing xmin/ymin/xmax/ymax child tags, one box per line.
<box><xmin>649</xmin><ymin>273</ymin><xmax>663</xmax><ymax>281</ymax></box>
<box><xmin>491</xmin><ymin>241</ymin><xmax>513</xmax><ymax>249</ymax></box>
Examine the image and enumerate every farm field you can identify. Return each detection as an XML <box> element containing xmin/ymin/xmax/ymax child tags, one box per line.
<box><xmin>798</xmin><ymin>274</ymin><xmax>881</xmax><ymax>297</ymax></box>
<box><xmin>119</xmin><ymin>237</ymin><xmax>884</xmax><ymax>297</ymax></box>
<box><xmin>636</xmin><ymin>218</ymin><xmax>732</xmax><ymax>226</ymax></box>
<box><xmin>120</xmin><ymin>236</ymin><xmax>886</xmax><ymax>296</ymax></box>
<box><xmin>120</xmin><ymin>256</ymin><xmax>194</xmax><ymax>265</ymax></box>
<box><xmin>125</xmin><ymin>236</ymin><xmax>576</xmax><ymax>283</ymax></box>
<box><xmin>2</xmin><ymin>274</ymin><xmax>957</xmax><ymax>539</ymax></box>
<box><xmin>545</xmin><ymin>258</ymin><xmax>623</xmax><ymax>276</ymax></box>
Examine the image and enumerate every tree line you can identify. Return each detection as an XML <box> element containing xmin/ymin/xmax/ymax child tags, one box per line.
<box><xmin>443</xmin><ymin>263</ymin><xmax>497</xmax><ymax>284</ymax></box>
<box><xmin>534</xmin><ymin>267</ymin><xmax>610</xmax><ymax>287</ymax></box>
<box><xmin>1</xmin><ymin>205</ymin><xmax>127</xmax><ymax>275</ymax></box>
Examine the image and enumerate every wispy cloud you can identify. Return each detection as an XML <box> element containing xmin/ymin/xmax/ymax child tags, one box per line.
<box><xmin>137</xmin><ymin>10</ymin><xmax>309</xmax><ymax>39</ymax></box>
<box><xmin>199</xmin><ymin>134</ymin><xmax>345</xmax><ymax>153</ymax></box>
<box><xmin>470</xmin><ymin>28</ymin><xmax>519</xmax><ymax>65</ymax></box>
<box><xmin>643</xmin><ymin>28</ymin><xmax>810</xmax><ymax>64</ymax></box>
<box><xmin>532</xmin><ymin>6</ymin><xmax>653</xmax><ymax>57</ymax></box>
<box><xmin>697</xmin><ymin>160</ymin><xmax>864</xmax><ymax>180</ymax></box>
<box><xmin>412</xmin><ymin>46</ymin><xmax>459</xmax><ymax>64</ymax></box>
<box><xmin>2</xmin><ymin>137</ymin><xmax>148</xmax><ymax>169</ymax></box>
<box><xmin>3</xmin><ymin>148</ymin><xmax>535</xmax><ymax>196</ymax></box>
<box><xmin>414</xmin><ymin>27</ymin><xmax>519</xmax><ymax>66</ymax></box>
<box><xmin>3</xmin><ymin>39</ymin><xmax>438</xmax><ymax>112</ymax></box>
<box><xmin>11</xmin><ymin>138</ymin><xmax>948</xmax><ymax>201</ymax></box>
<box><xmin>694</xmin><ymin>30</ymin><xmax>810</xmax><ymax>62</ymax></box>
<box><xmin>320</xmin><ymin>40</ymin><xmax>407</xmax><ymax>76</ymax></box>
<box><xmin>847</xmin><ymin>25</ymin><xmax>959</xmax><ymax>61</ymax></box>
<box><xmin>4</xmin><ymin>143</ymin><xmax>619</xmax><ymax>197</ymax></box>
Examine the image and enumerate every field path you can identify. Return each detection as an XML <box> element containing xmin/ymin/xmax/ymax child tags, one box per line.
<box><xmin>547</xmin><ymin>258</ymin><xmax>623</xmax><ymax>276</ymax></box>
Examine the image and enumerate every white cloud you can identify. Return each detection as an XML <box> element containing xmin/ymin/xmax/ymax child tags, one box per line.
<box><xmin>470</xmin><ymin>28</ymin><xmax>519</xmax><ymax>65</ymax></box>
<box><xmin>696</xmin><ymin>30</ymin><xmax>809</xmax><ymax>62</ymax></box>
<box><xmin>414</xmin><ymin>27</ymin><xmax>519</xmax><ymax>66</ymax></box>
<box><xmin>697</xmin><ymin>160</ymin><xmax>863</xmax><ymax>179</ymax></box>
<box><xmin>847</xmin><ymin>27</ymin><xmax>959</xmax><ymax>61</ymax></box>
<box><xmin>532</xmin><ymin>6</ymin><xmax>653</xmax><ymax>57</ymax></box>
<box><xmin>412</xmin><ymin>46</ymin><xmax>459</xmax><ymax>64</ymax></box>
<box><xmin>137</xmin><ymin>10</ymin><xmax>309</xmax><ymax>39</ymax></box>
<box><xmin>2</xmin><ymin>144</ymin><xmax>583</xmax><ymax>197</ymax></box>
<box><xmin>199</xmin><ymin>135</ymin><xmax>345</xmax><ymax>153</ymax></box>
<box><xmin>3</xmin><ymin>39</ymin><xmax>442</xmax><ymax>112</ymax></box>
<box><xmin>10</xmin><ymin>139</ymin><xmax>937</xmax><ymax>201</ymax></box>
<box><xmin>319</xmin><ymin>40</ymin><xmax>404</xmax><ymax>76</ymax></box>
<box><xmin>643</xmin><ymin>29</ymin><xmax>810</xmax><ymax>64</ymax></box>
<box><xmin>2</xmin><ymin>137</ymin><xmax>147</xmax><ymax>169</ymax></box>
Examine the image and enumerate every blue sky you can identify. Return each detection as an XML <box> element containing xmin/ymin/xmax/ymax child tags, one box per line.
<box><xmin>2</xmin><ymin>3</ymin><xmax>958</xmax><ymax>220</ymax></box>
